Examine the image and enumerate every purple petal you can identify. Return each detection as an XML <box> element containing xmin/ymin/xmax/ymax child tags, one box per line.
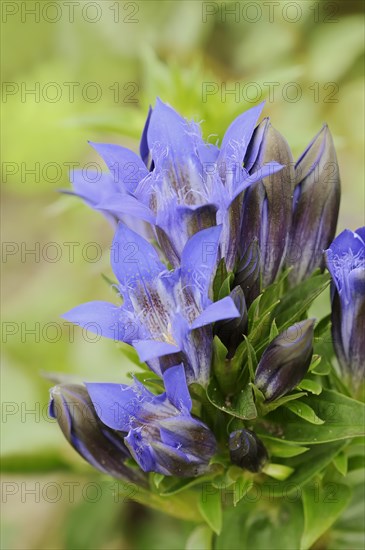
<box><xmin>89</xmin><ymin>142</ymin><xmax>148</xmax><ymax>193</ymax></box>
<box><xmin>70</xmin><ymin>170</ymin><xmax>117</xmax><ymax>205</ymax></box>
<box><xmin>230</xmin><ymin>162</ymin><xmax>284</xmax><ymax>201</ymax></box>
<box><xmin>97</xmin><ymin>195</ymin><xmax>155</xmax><ymax>224</ymax></box>
<box><xmin>140</xmin><ymin>106</ymin><xmax>153</xmax><ymax>168</ymax></box>
<box><xmin>125</xmin><ymin>430</ymin><xmax>158</xmax><ymax>472</ymax></box>
<box><xmin>190</xmin><ymin>296</ymin><xmax>240</xmax><ymax>329</ymax></box>
<box><xmin>62</xmin><ymin>301</ymin><xmax>142</xmax><ymax>342</ymax></box>
<box><xmin>147</xmin><ymin>98</ymin><xmax>202</xmax><ymax>163</ymax></box>
<box><xmin>111</xmin><ymin>224</ymin><xmax>165</xmax><ymax>289</ymax></box>
<box><xmin>86</xmin><ymin>383</ymin><xmax>137</xmax><ymax>431</ymax></box>
<box><xmin>133</xmin><ymin>340</ymin><xmax>181</xmax><ymax>362</ymax></box>
<box><xmin>218</xmin><ymin>103</ymin><xmax>265</xmax><ymax>168</ymax></box>
<box><xmin>163</xmin><ymin>364</ymin><xmax>192</xmax><ymax>412</ymax></box>
<box><xmin>181</xmin><ymin>225</ymin><xmax>222</xmax><ymax>296</ymax></box>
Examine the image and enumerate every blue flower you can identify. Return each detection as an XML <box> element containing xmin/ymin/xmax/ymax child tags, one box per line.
<box><xmin>63</xmin><ymin>224</ymin><xmax>240</xmax><ymax>385</ymax></box>
<box><xmin>49</xmin><ymin>383</ymin><xmax>147</xmax><ymax>486</ymax></box>
<box><xmin>286</xmin><ymin>125</ymin><xmax>341</xmax><ymax>286</ymax></box>
<box><xmin>325</xmin><ymin>227</ymin><xmax>365</xmax><ymax>392</ymax></box>
<box><xmin>68</xmin><ymin>99</ymin><xmax>283</xmax><ymax>270</ymax></box>
<box><xmin>86</xmin><ymin>364</ymin><xmax>217</xmax><ymax>477</ymax></box>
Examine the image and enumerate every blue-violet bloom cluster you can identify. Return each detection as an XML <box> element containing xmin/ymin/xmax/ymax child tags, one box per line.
<box><xmin>49</xmin><ymin>99</ymin><xmax>364</xmax><ymax>487</ymax></box>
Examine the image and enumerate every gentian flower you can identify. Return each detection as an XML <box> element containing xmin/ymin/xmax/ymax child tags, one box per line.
<box><xmin>69</xmin><ymin>99</ymin><xmax>283</xmax><ymax>270</ymax></box>
<box><xmin>325</xmin><ymin>227</ymin><xmax>365</xmax><ymax>393</ymax></box>
<box><xmin>286</xmin><ymin>125</ymin><xmax>341</xmax><ymax>286</ymax></box>
<box><xmin>254</xmin><ymin>319</ymin><xmax>315</xmax><ymax>402</ymax></box>
<box><xmin>240</xmin><ymin>118</ymin><xmax>294</xmax><ymax>289</ymax></box>
<box><xmin>86</xmin><ymin>364</ymin><xmax>217</xmax><ymax>477</ymax></box>
<box><xmin>49</xmin><ymin>384</ymin><xmax>147</xmax><ymax>486</ymax></box>
<box><xmin>63</xmin><ymin>224</ymin><xmax>240</xmax><ymax>385</ymax></box>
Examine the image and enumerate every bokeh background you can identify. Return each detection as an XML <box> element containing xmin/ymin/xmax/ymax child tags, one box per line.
<box><xmin>1</xmin><ymin>1</ymin><xmax>364</xmax><ymax>548</ymax></box>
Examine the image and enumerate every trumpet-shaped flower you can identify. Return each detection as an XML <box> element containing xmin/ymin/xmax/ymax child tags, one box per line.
<box><xmin>49</xmin><ymin>383</ymin><xmax>147</xmax><ymax>486</ymax></box>
<box><xmin>325</xmin><ymin>227</ymin><xmax>365</xmax><ymax>392</ymax></box>
<box><xmin>63</xmin><ymin>224</ymin><xmax>240</xmax><ymax>385</ymax></box>
<box><xmin>86</xmin><ymin>364</ymin><xmax>217</xmax><ymax>477</ymax></box>
<box><xmin>68</xmin><ymin>99</ymin><xmax>283</xmax><ymax>270</ymax></box>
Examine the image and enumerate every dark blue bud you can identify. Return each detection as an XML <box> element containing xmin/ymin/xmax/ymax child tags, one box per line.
<box><xmin>234</xmin><ymin>238</ymin><xmax>261</xmax><ymax>307</ymax></box>
<box><xmin>254</xmin><ymin>319</ymin><xmax>315</xmax><ymax>402</ymax></box>
<box><xmin>241</xmin><ymin>119</ymin><xmax>294</xmax><ymax>289</ymax></box>
<box><xmin>229</xmin><ymin>429</ymin><xmax>268</xmax><ymax>472</ymax></box>
<box><xmin>286</xmin><ymin>125</ymin><xmax>341</xmax><ymax>286</ymax></box>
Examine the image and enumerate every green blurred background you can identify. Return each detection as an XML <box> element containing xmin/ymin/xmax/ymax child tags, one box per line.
<box><xmin>1</xmin><ymin>1</ymin><xmax>364</xmax><ymax>548</ymax></box>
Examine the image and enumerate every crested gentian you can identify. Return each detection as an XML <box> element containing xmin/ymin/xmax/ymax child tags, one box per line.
<box><xmin>49</xmin><ymin>383</ymin><xmax>147</xmax><ymax>486</ymax></box>
<box><xmin>286</xmin><ymin>125</ymin><xmax>341</xmax><ymax>286</ymax></box>
<box><xmin>240</xmin><ymin>118</ymin><xmax>294</xmax><ymax>290</ymax></box>
<box><xmin>254</xmin><ymin>319</ymin><xmax>315</xmax><ymax>402</ymax></box>
<box><xmin>325</xmin><ymin>227</ymin><xmax>365</xmax><ymax>393</ymax></box>
<box><xmin>69</xmin><ymin>99</ymin><xmax>283</xmax><ymax>271</ymax></box>
<box><xmin>63</xmin><ymin>224</ymin><xmax>240</xmax><ymax>386</ymax></box>
<box><xmin>86</xmin><ymin>364</ymin><xmax>217</xmax><ymax>477</ymax></box>
<box><xmin>49</xmin><ymin>96</ymin><xmax>363</xmax><ymax>541</ymax></box>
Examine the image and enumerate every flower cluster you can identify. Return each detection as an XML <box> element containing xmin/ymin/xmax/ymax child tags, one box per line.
<box><xmin>50</xmin><ymin>99</ymin><xmax>364</xmax><ymax>489</ymax></box>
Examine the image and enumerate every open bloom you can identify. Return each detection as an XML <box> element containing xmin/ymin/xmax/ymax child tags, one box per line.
<box><xmin>325</xmin><ymin>227</ymin><xmax>365</xmax><ymax>392</ymax></box>
<box><xmin>63</xmin><ymin>224</ymin><xmax>240</xmax><ymax>385</ymax></box>
<box><xmin>86</xmin><ymin>364</ymin><xmax>217</xmax><ymax>477</ymax></box>
<box><xmin>49</xmin><ymin>384</ymin><xmax>147</xmax><ymax>486</ymax></box>
<box><xmin>69</xmin><ymin>99</ymin><xmax>283</xmax><ymax>270</ymax></box>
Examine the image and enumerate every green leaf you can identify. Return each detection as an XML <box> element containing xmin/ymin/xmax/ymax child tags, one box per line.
<box><xmin>332</xmin><ymin>452</ymin><xmax>348</xmax><ymax>476</ymax></box>
<box><xmin>198</xmin><ymin>485</ymin><xmax>222</xmax><ymax>535</ymax></box>
<box><xmin>284</xmin><ymin>401</ymin><xmax>325</xmax><ymax>425</ymax></box>
<box><xmin>213</xmin><ymin>259</ymin><xmax>228</xmax><ymax>301</ymax></box>
<box><xmin>218</xmin><ymin>273</ymin><xmax>234</xmax><ymax>300</ymax></box>
<box><xmin>216</xmin><ymin>499</ymin><xmax>304</xmax><ymax>550</ymax></box>
<box><xmin>118</xmin><ymin>342</ymin><xmax>144</xmax><ymax>367</ymax></box>
<box><xmin>243</xmin><ymin>336</ymin><xmax>257</xmax><ymax>381</ymax></box>
<box><xmin>262</xmin><ymin>463</ymin><xmax>295</xmax><ymax>480</ymax></box>
<box><xmin>311</xmin><ymin>358</ymin><xmax>331</xmax><ymax>376</ymax></box>
<box><xmin>186</xmin><ymin>525</ymin><xmax>213</xmax><ymax>550</ymax></box>
<box><xmin>298</xmin><ymin>378</ymin><xmax>322</xmax><ymax>395</ymax></box>
<box><xmin>260</xmin><ymin>441</ymin><xmax>347</xmax><ymax>499</ymax></box>
<box><xmin>206</xmin><ymin>380</ymin><xmax>257</xmax><ymax>420</ymax></box>
<box><xmin>269</xmin><ymin>319</ymin><xmax>279</xmax><ymax>341</ymax></box>
<box><xmin>300</xmin><ymin>481</ymin><xmax>352</xmax><ymax>550</ymax></box>
<box><xmin>274</xmin><ymin>272</ymin><xmax>330</xmax><ymax>331</ymax></box>
<box><xmin>259</xmin><ymin>391</ymin><xmax>308</xmax><ymax>415</ymax></box>
<box><xmin>258</xmin><ymin>390</ymin><xmax>365</xmax><ymax>444</ymax></box>
<box><xmin>260</xmin><ymin>438</ymin><xmax>309</xmax><ymax>458</ymax></box>
<box><xmin>247</xmin><ymin>294</ymin><xmax>262</xmax><ymax>332</ymax></box>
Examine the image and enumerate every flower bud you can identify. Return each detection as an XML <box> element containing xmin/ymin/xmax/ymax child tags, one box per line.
<box><xmin>234</xmin><ymin>238</ymin><xmax>261</xmax><ymax>307</ymax></box>
<box><xmin>49</xmin><ymin>384</ymin><xmax>147</xmax><ymax>486</ymax></box>
<box><xmin>214</xmin><ymin>286</ymin><xmax>248</xmax><ymax>358</ymax></box>
<box><xmin>241</xmin><ymin>119</ymin><xmax>294</xmax><ymax>289</ymax></box>
<box><xmin>254</xmin><ymin>319</ymin><xmax>315</xmax><ymax>402</ymax></box>
<box><xmin>286</xmin><ymin>125</ymin><xmax>341</xmax><ymax>286</ymax></box>
<box><xmin>229</xmin><ymin>429</ymin><xmax>268</xmax><ymax>472</ymax></box>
